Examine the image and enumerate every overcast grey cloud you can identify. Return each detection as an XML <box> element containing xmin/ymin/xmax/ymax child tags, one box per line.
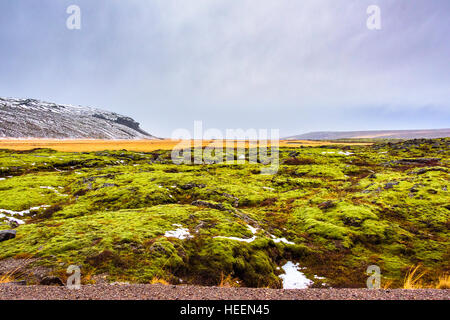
<box><xmin>0</xmin><ymin>0</ymin><xmax>449</xmax><ymax>137</ymax></box>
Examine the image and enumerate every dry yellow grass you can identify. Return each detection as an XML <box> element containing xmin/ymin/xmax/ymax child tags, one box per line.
<box><xmin>0</xmin><ymin>139</ymin><xmax>370</xmax><ymax>152</ymax></box>
<box><xmin>403</xmin><ymin>265</ymin><xmax>427</xmax><ymax>289</ymax></box>
<box><xmin>382</xmin><ymin>279</ymin><xmax>394</xmax><ymax>289</ymax></box>
<box><xmin>435</xmin><ymin>274</ymin><xmax>450</xmax><ymax>289</ymax></box>
<box><xmin>0</xmin><ymin>273</ymin><xmax>15</xmax><ymax>284</ymax></box>
<box><xmin>150</xmin><ymin>277</ymin><xmax>170</xmax><ymax>285</ymax></box>
<box><xmin>218</xmin><ymin>272</ymin><xmax>240</xmax><ymax>288</ymax></box>
<box><xmin>0</xmin><ymin>257</ymin><xmax>33</xmax><ymax>284</ymax></box>
<box><xmin>402</xmin><ymin>265</ymin><xmax>450</xmax><ymax>289</ymax></box>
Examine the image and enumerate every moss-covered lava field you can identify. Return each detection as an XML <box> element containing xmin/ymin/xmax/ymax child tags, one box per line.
<box><xmin>0</xmin><ymin>138</ymin><xmax>448</xmax><ymax>288</ymax></box>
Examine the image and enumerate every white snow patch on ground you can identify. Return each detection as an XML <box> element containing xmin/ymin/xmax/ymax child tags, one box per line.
<box><xmin>247</xmin><ymin>225</ymin><xmax>258</xmax><ymax>235</ymax></box>
<box><xmin>215</xmin><ymin>235</ymin><xmax>257</xmax><ymax>243</ymax></box>
<box><xmin>270</xmin><ymin>235</ymin><xmax>295</xmax><ymax>245</ymax></box>
<box><xmin>279</xmin><ymin>261</ymin><xmax>313</xmax><ymax>289</ymax></box>
<box><xmin>40</xmin><ymin>186</ymin><xmax>68</xmax><ymax>196</ymax></box>
<box><xmin>0</xmin><ymin>205</ymin><xmax>50</xmax><ymax>217</ymax></box>
<box><xmin>0</xmin><ymin>213</ymin><xmax>25</xmax><ymax>225</ymax></box>
<box><xmin>0</xmin><ymin>205</ymin><xmax>51</xmax><ymax>225</ymax></box>
<box><xmin>214</xmin><ymin>225</ymin><xmax>296</xmax><ymax>245</ymax></box>
<box><xmin>214</xmin><ymin>224</ymin><xmax>258</xmax><ymax>243</ymax></box>
<box><xmin>40</xmin><ymin>186</ymin><xmax>56</xmax><ymax>191</ymax></box>
<box><xmin>164</xmin><ymin>225</ymin><xmax>193</xmax><ymax>240</ymax></box>
<box><xmin>321</xmin><ymin>151</ymin><xmax>354</xmax><ymax>156</ymax></box>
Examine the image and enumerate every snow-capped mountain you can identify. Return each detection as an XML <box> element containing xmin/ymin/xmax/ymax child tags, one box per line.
<box><xmin>0</xmin><ymin>97</ymin><xmax>156</xmax><ymax>139</ymax></box>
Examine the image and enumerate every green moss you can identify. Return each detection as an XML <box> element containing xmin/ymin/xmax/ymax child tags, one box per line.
<box><xmin>0</xmin><ymin>138</ymin><xmax>448</xmax><ymax>287</ymax></box>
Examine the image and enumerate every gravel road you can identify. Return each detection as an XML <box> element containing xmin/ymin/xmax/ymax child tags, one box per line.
<box><xmin>0</xmin><ymin>284</ymin><xmax>448</xmax><ymax>300</ymax></box>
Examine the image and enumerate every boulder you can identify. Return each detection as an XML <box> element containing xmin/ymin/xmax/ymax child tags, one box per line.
<box><xmin>0</xmin><ymin>230</ymin><xmax>16</xmax><ymax>242</ymax></box>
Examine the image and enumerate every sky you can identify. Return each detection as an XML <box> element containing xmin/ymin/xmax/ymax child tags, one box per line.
<box><xmin>0</xmin><ymin>0</ymin><xmax>449</xmax><ymax>138</ymax></box>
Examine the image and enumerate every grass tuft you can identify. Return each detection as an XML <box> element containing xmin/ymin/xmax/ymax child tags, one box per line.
<box><xmin>435</xmin><ymin>274</ymin><xmax>450</xmax><ymax>289</ymax></box>
<box><xmin>0</xmin><ymin>258</ymin><xmax>33</xmax><ymax>284</ymax></box>
<box><xmin>218</xmin><ymin>272</ymin><xmax>240</xmax><ymax>288</ymax></box>
<box><xmin>403</xmin><ymin>265</ymin><xmax>427</xmax><ymax>289</ymax></box>
<box><xmin>150</xmin><ymin>277</ymin><xmax>170</xmax><ymax>285</ymax></box>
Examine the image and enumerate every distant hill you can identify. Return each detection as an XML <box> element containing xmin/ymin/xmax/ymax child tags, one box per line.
<box><xmin>0</xmin><ymin>97</ymin><xmax>157</xmax><ymax>139</ymax></box>
<box><xmin>285</xmin><ymin>129</ymin><xmax>450</xmax><ymax>140</ymax></box>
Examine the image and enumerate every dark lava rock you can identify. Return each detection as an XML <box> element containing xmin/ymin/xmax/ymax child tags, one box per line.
<box><xmin>342</xmin><ymin>217</ymin><xmax>361</xmax><ymax>227</ymax></box>
<box><xmin>191</xmin><ymin>200</ymin><xmax>230</xmax><ymax>212</ymax></box>
<box><xmin>392</xmin><ymin>158</ymin><xmax>441</xmax><ymax>166</ymax></box>
<box><xmin>0</xmin><ymin>230</ymin><xmax>16</xmax><ymax>242</ymax></box>
<box><xmin>40</xmin><ymin>276</ymin><xmax>64</xmax><ymax>286</ymax></box>
<box><xmin>384</xmin><ymin>182</ymin><xmax>399</xmax><ymax>190</ymax></box>
<box><xmin>318</xmin><ymin>200</ymin><xmax>336</xmax><ymax>210</ymax></box>
<box><xmin>101</xmin><ymin>183</ymin><xmax>118</xmax><ymax>188</ymax></box>
<box><xmin>149</xmin><ymin>243</ymin><xmax>169</xmax><ymax>254</ymax></box>
<box><xmin>83</xmin><ymin>174</ymin><xmax>117</xmax><ymax>184</ymax></box>
<box><xmin>414</xmin><ymin>167</ymin><xmax>448</xmax><ymax>175</ymax></box>
<box><xmin>292</xmin><ymin>171</ymin><xmax>308</xmax><ymax>178</ymax></box>
<box><xmin>180</xmin><ymin>183</ymin><xmax>206</xmax><ymax>190</ymax></box>
<box><xmin>8</xmin><ymin>221</ymin><xmax>20</xmax><ymax>229</ymax></box>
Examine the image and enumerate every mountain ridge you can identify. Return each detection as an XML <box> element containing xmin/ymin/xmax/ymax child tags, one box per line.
<box><xmin>0</xmin><ymin>97</ymin><xmax>156</xmax><ymax>139</ymax></box>
<box><xmin>285</xmin><ymin>129</ymin><xmax>450</xmax><ymax>140</ymax></box>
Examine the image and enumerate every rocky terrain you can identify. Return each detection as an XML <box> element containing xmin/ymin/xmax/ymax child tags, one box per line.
<box><xmin>286</xmin><ymin>129</ymin><xmax>450</xmax><ymax>140</ymax></box>
<box><xmin>0</xmin><ymin>97</ymin><xmax>156</xmax><ymax>139</ymax></box>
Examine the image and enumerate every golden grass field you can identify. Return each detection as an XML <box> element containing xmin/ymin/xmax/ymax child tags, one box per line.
<box><xmin>0</xmin><ymin>139</ymin><xmax>370</xmax><ymax>152</ymax></box>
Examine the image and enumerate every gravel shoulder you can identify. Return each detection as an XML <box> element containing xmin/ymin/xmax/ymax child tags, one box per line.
<box><xmin>0</xmin><ymin>284</ymin><xmax>448</xmax><ymax>300</ymax></box>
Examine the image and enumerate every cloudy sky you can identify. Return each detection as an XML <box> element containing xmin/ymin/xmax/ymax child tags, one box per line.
<box><xmin>0</xmin><ymin>0</ymin><xmax>449</xmax><ymax>137</ymax></box>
